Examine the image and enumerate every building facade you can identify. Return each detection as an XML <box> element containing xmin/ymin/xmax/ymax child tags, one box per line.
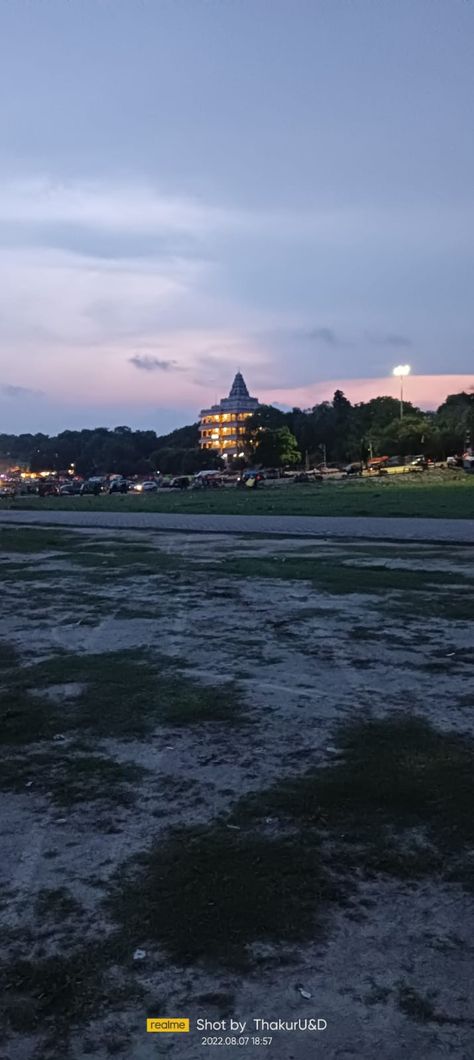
<box><xmin>199</xmin><ymin>372</ymin><xmax>259</xmax><ymax>457</ymax></box>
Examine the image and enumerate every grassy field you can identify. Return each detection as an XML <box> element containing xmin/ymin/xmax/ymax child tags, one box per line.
<box><xmin>2</xmin><ymin>470</ymin><xmax>474</xmax><ymax>518</ymax></box>
<box><xmin>1</xmin><ymin>527</ymin><xmax>474</xmax><ymax>1057</ymax></box>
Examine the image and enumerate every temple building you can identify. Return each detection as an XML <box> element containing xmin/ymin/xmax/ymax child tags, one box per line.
<box><xmin>199</xmin><ymin>371</ymin><xmax>259</xmax><ymax>457</ymax></box>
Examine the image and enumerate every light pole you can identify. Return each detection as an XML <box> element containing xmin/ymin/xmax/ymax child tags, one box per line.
<box><xmin>393</xmin><ymin>364</ymin><xmax>411</xmax><ymax>420</ymax></box>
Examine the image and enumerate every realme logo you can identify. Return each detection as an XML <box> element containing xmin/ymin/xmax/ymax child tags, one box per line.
<box><xmin>147</xmin><ymin>1018</ymin><xmax>190</xmax><ymax>1033</ymax></box>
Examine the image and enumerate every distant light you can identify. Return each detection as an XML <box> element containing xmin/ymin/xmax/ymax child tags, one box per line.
<box><xmin>392</xmin><ymin>364</ymin><xmax>411</xmax><ymax>378</ymax></box>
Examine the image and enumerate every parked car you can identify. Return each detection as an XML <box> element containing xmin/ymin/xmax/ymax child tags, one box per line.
<box><xmin>170</xmin><ymin>476</ymin><xmax>190</xmax><ymax>489</ymax></box>
<box><xmin>59</xmin><ymin>482</ymin><xmax>82</xmax><ymax>496</ymax></box>
<box><xmin>237</xmin><ymin>470</ymin><xmax>265</xmax><ymax>486</ymax></box>
<box><xmin>192</xmin><ymin>472</ymin><xmax>225</xmax><ymax>489</ymax></box>
<box><xmin>80</xmin><ymin>479</ymin><xmax>103</xmax><ymax>496</ymax></box>
<box><xmin>135</xmin><ymin>480</ymin><xmax>158</xmax><ymax>492</ymax></box>
<box><xmin>38</xmin><ymin>481</ymin><xmax>60</xmax><ymax>497</ymax></box>
<box><xmin>108</xmin><ymin>476</ymin><xmax>128</xmax><ymax>494</ymax></box>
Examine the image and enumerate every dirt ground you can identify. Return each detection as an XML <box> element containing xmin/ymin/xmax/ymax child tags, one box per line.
<box><xmin>0</xmin><ymin>526</ymin><xmax>473</xmax><ymax>1060</ymax></box>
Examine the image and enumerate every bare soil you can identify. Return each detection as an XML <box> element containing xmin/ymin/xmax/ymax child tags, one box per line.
<box><xmin>0</xmin><ymin>528</ymin><xmax>473</xmax><ymax>1060</ymax></box>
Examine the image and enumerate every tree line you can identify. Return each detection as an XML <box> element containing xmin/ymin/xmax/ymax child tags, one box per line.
<box><xmin>246</xmin><ymin>389</ymin><xmax>474</xmax><ymax>468</ymax></box>
<box><xmin>0</xmin><ymin>389</ymin><xmax>472</xmax><ymax>476</ymax></box>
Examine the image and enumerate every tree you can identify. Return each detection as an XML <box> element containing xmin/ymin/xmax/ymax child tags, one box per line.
<box><xmin>254</xmin><ymin>426</ymin><xmax>301</xmax><ymax>467</ymax></box>
<box><xmin>244</xmin><ymin>405</ymin><xmax>288</xmax><ymax>457</ymax></box>
<box><xmin>1</xmin><ymin>386</ymin><xmax>470</xmax><ymax>479</ymax></box>
<box><xmin>331</xmin><ymin>390</ymin><xmax>358</xmax><ymax>461</ymax></box>
<box><xmin>379</xmin><ymin>416</ymin><xmax>433</xmax><ymax>457</ymax></box>
<box><xmin>435</xmin><ymin>392</ymin><xmax>474</xmax><ymax>454</ymax></box>
<box><xmin>153</xmin><ymin>423</ymin><xmax>200</xmax><ymax>449</ymax></box>
<box><xmin>149</xmin><ymin>448</ymin><xmax>183</xmax><ymax>475</ymax></box>
<box><xmin>181</xmin><ymin>448</ymin><xmax>224</xmax><ymax>474</ymax></box>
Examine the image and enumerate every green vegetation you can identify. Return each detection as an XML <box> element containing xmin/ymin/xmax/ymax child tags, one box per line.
<box><xmin>1</xmin><ymin>525</ymin><xmax>473</xmax><ymax>1047</ymax></box>
<box><xmin>104</xmin><ymin>713</ymin><xmax>474</xmax><ymax>973</ymax></box>
<box><xmin>0</xmin><ymin>527</ymin><xmax>193</xmax><ymax>576</ymax></box>
<box><xmin>0</xmin><ymin>645</ymin><xmax>248</xmax><ymax>744</ymax></box>
<box><xmin>233</xmin><ymin>715</ymin><xmax>474</xmax><ymax>889</ymax></box>
<box><xmin>0</xmin><ymin>934</ymin><xmax>142</xmax><ymax>1037</ymax></box>
<box><xmin>0</xmin><ymin>747</ymin><xmax>148</xmax><ymax>807</ymax></box>
<box><xmin>378</xmin><ymin>591</ymin><xmax>474</xmax><ymax>623</ymax></box>
<box><xmin>34</xmin><ymin>888</ymin><xmax>83</xmax><ymax>922</ymax></box>
<box><xmin>1</xmin><ymin>388</ymin><xmax>473</xmax><ymax>475</ymax></box>
<box><xmin>397</xmin><ymin>985</ymin><xmax>438</xmax><ymax>1024</ymax></box>
<box><xmin>253</xmin><ymin>424</ymin><xmax>301</xmax><ymax>467</ymax></box>
<box><xmin>215</xmin><ymin>553</ymin><xmax>473</xmax><ymax>595</ymax></box>
<box><xmin>0</xmin><ymin>526</ymin><xmax>80</xmax><ymax>552</ymax></box>
<box><xmin>395</xmin><ymin>984</ymin><xmax>470</xmax><ymax>1026</ymax></box>
<box><xmin>105</xmin><ymin>825</ymin><xmax>340</xmax><ymax>967</ymax></box>
<box><xmin>67</xmin><ymin>541</ymin><xmax>194</xmax><ymax>574</ymax></box>
<box><xmin>5</xmin><ymin>471</ymin><xmax>474</xmax><ymax>517</ymax></box>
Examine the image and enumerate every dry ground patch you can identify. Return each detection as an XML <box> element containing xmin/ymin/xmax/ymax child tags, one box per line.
<box><xmin>0</xmin><ymin>526</ymin><xmax>473</xmax><ymax>1059</ymax></box>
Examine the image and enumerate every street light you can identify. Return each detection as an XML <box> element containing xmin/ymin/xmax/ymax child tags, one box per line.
<box><xmin>393</xmin><ymin>364</ymin><xmax>411</xmax><ymax>419</ymax></box>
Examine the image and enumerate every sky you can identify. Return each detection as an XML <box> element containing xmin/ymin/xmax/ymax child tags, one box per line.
<box><xmin>0</xmin><ymin>0</ymin><xmax>473</xmax><ymax>435</ymax></box>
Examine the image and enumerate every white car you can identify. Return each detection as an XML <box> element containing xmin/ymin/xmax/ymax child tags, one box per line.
<box><xmin>134</xmin><ymin>480</ymin><xmax>158</xmax><ymax>492</ymax></box>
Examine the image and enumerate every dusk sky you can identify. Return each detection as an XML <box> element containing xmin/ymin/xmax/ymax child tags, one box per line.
<box><xmin>0</xmin><ymin>0</ymin><xmax>473</xmax><ymax>435</ymax></box>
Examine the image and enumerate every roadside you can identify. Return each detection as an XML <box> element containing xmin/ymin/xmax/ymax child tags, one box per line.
<box><xmin>0</xmin><ymin>508</ymin><xmax>473</xmax><ymax>544</ymax></box>
<box><xmin>2</xmin><ymin>470</ymin><xmax>474</xmax><ymax>519</ymax></box>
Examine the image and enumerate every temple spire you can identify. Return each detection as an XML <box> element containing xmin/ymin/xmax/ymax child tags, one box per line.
<box><xmin>229</xmin><ymin>371</ymin><xmax>249</xmax><ymax>400</ymax></box>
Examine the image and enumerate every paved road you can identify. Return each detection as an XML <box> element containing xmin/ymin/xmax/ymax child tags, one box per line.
<box><xmin>0</xmin><ymin>508</ymin><xmax>473</xmax><ymax>543</ymax></box>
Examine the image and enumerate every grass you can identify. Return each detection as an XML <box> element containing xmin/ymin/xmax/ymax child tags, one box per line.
<box><xmin>232</xmin><ymin>714</ymin><xmax>474</xmax><ymax>888</ymax></box>
<box><xmin>0</xmin><ymin>526</ymin><xmax>194</xmax><ymax>578</ymax></box>
<box><xmin>0</xmin><ymin>527</ymin><xmax>79</xmax><ymax>552</ymax></box>
<box><xmin>0</xmin><ymin>747</ymin><xmax>148</xmax><ymax>807</ymax></box>
<box><xmin>0</xmin><ymin>934</ymin><xmax>143</xmax><ymax>1038</ymax></box>
<box><xmin>396</xmin><ymin>984</ymin><xmax>472</xmax><ymax>1026</ymax></box>
<box><xmin>213</xmin><ymin>553</ymin><xmax>473</xmax><ymax>595</ymax></box>
<box><xmin>2</xmin><ymin>524</ymin><xmax>474</xmax><ymax>1034</ymax></box>
<box><xmin>378</xmin><ymin>591</ymin><xmax>474</xmax><ymax>623</ymax></box>
<box><xmin>105</xmin><ymin>825</ymin><xmax>341</xmax><ymax>968</ymax></box>
<box><xmin>35</xmin><ymin>887</ymin><xmax>83</xmax><ymax>922</ymax></box>
<box><xmin>0</xmin><ymin>645</ymin><xmax>249</xmax><ymax>744</ymax></box>
<box><xmin>397</xmin><ymin>985</ymin><xmax>438</xmax><ymax>1023</ymax></box>
<box><xmin>67</xmin><ymin>541</ymin><xmax>195</xmax><ymax>575</ymax></box>
<box><xmin>3</xmin><ymin>471</ymin><xmax>474</xmax><ymax>518</ymax></box>
<box><xmin>102</xmin><ymin>713</ymin><xmax>474</xmax><ymax>973</ymax></box>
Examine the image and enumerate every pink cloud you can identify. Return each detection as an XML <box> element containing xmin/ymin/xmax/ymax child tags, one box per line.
<box><xmin>261</xmin><ymin>375</ymin><xmax>474</xmax><ymax>411</ymax></box>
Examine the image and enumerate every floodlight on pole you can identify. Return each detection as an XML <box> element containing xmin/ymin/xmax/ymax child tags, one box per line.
<box><xmin>393</xmin><ymin>364</ymin><xmax>411</xmax><ymax>419</ymax></box>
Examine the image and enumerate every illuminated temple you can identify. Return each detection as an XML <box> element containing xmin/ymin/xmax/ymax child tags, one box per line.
<box><xmin>199</xmin><ymin>371</ymin><xmax>259</xmax><ymax>457</ymax></box>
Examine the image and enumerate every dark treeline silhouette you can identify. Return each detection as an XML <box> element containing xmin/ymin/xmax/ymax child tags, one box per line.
<box><xmin>1</xmin><ymin>390</ymin><xmax>472</xmax><ymax>476</ymax></box>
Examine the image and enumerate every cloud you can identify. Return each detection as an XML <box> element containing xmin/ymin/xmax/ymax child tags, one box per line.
<box><xmin>129</xmin><ymin>354</ymin><xmax>179</xmax><ymax>372</ymax></box>
<box><xmin>367</xmin><ymin>332</ymin><xmax>412</xmax><ymax>348</ymax></box>
<box><xmin>307</xmin><ymin>327</ymin><xmax>338</xmax><ymax>346</ymax></box>
<box><xmin>1</xmin><ymin>384</ymin><xmax>43</xmax><ymax>398</ymax></box>
<box><xmin>0</xmin><ymin>178</ymin><xmax>253</xmax><ymax>241</ymax></box>
<box><xmin>2</xmin><ymin>177</ymin><xmax>472</xmax><ymax>251</ymax></box>
<box><xmin>0</xmin><ymin>246</ymin><xmax>210</xmax><ymax>348</ymax></box>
